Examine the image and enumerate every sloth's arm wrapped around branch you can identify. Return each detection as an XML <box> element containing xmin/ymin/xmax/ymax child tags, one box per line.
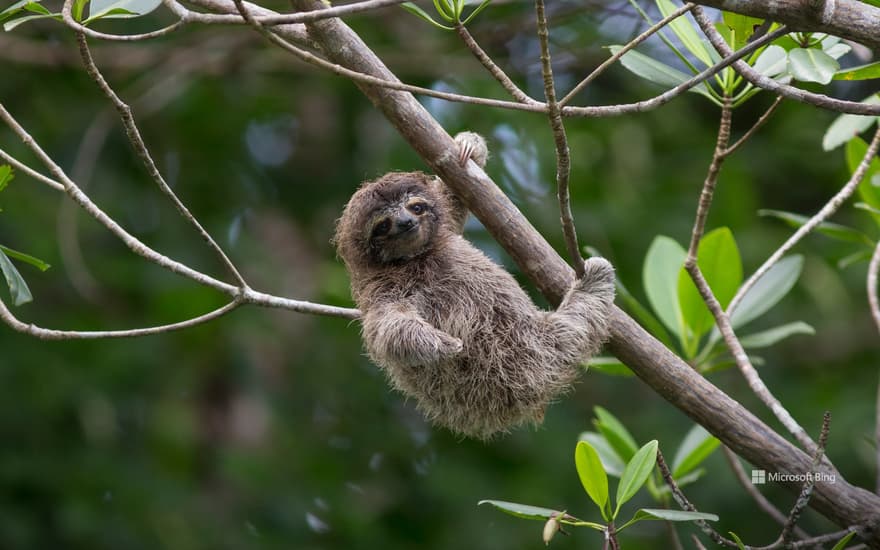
<box><xmin>361</xmin><ymin>302</ymin><xmax>463</xmax><ymax>366</ymax></box>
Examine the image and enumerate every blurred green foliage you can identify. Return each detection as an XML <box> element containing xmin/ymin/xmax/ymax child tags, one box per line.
<box><xmin>1</xmin><ymin>0</ymin><xmax>879</xmax><ymax>548</ymax></box>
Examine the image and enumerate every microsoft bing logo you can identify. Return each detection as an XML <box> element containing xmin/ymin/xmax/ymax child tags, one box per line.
<box><xmin>751</xmin><ymin>469</ymin><xmax>766</xmax><ymax>484</ymax></box>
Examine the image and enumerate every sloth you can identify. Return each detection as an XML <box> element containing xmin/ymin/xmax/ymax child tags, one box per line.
<box><xmin>333</xmin><ymin>132</ymin><xmax>615</xmax><ymax>440</ymax></box>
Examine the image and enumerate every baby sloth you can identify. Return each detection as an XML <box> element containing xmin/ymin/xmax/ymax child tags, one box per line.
<box><xmin>334</xmin><ymin>132</ymin><xmax>615</xmax><ymax>440</ymax></box>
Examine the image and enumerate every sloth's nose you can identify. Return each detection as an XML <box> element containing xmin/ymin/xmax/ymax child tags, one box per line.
<box><xmin>396</xmin><ymin>216</ymin><xmax>416</xmax><ymax>231</ymax></box>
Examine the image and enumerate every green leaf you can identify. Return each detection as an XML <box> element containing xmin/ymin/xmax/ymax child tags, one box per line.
<box><xmin>730</xmin><ymin>531</ymin><xmax>747</xmax><ymax>550</ymax></box>
<box><xmin>477</xmin><ymin>500</ymin><xmax>561</xmax><ymax>521</ymax></box>
<box><xmin>656</xmin><ymin>0</ymin><xmax>712</xmax><ymax>66</ymax></box>
<box><xmin>822</xmin><ymin>94</ymin><xmax>880</xmax><ymax>151</ymax></box>
<box><xmin>721</xmin><ymin>11</ymin><xmax>763</xmax><ymax>50</ymax></box>
<box><xmin>730</xmin><ymin>255</ymin><xmax>803</xmax><ymax>329</ymax></box>
<box><xmin>578</xmin><ymin>431</ymin><xmax>626</xmax><ymax>477</ymax></box>
<box><xmin>837</xmin><ymin>249</ymin><xmax>872</xmax><ymax>269</ymax></box>
<box><xmin>788</xmin><ymin>47</ymin><xmax>839</xmax><ymax>84</ymax></box>
<box><xmin>672</xmin><ymin>425</ymin><xmax>720</xmax><ymax>479</ymax></box>
<box><xmin>608</xmin><ymin>46</ymin><xmax>715</xmax><ymax>100</ymax></box>
<box><xmin>759</xmin><ymin>209</ymin><xmax>873</xmax><ymax>245</ymax></box>
<box><xmin>460</xmin><ymin>0</ymin><xmax>490</xmax><ymax>25</ymax></box>
<box><xmin>400</xmin><ymin>3</ymin><xmax>454</xmax><ymax>30</ymax></box>
<box><xmin>430</xmin><ymin>0</ymin><xmax>455</xmax><ymax>21</ymax></box>
<box><xmin>618</xmin><ymin>508</ymin><xmax>718</xmax><ymax>531</ymax></box>
<box><xmin>643</xmin><ymin>235</ymin><xmax>687</xmax><ymax>339</ymax></box>
<box><xmin>845</xmin><ymin>137</ymin><xmax>880</xmax><ymax>219</ymax></box>
<box><xmin>575</xmin><ymin>440</ymin><xmax>610</xmax><ymax>520</ymax></box>
<box><xmin>739</xmin><ymin>321</ymin><xmax>815</xmax><ymax>349</ymax></box>
<box><xmin>3</xmin><ymin>11</ymin><xmax>60</xmax><ymax>30</ymax></box>
<box><xmin>594</xmin><ymin>406</ymin><xmax>639</xmax><ymax>463</ymax></box>
<box><xmin>72</xmin><ymin>0</ymin><xmax>88</xmax><ymax>20</ymax></box>
<box><xmin>614</xmin><ymin>440</ymin><xmax>658</xmax><ymax>517</ymax></box>
<box><xmin>0</xmin><ymin>164</ymin><xmax>13</xmax><ymax>192</ymax></box>
<box><xmin>0</xmin><ymin>246</ymin><xmax>33</xmax><ymax>306</ymax></box>
<box><xmin>587</xmin><ymin>357</ymin><xmax>634</xmax><ymax>377</ymax></box>
<box><xmin>753</xmin><ymin>45</ymin><xmax>787</xmax><ymax>78</ymax></box>
<box><xmin>84</xmin><ymin>0</ymin><xmax>161</xmax><ymax>22</ymax></box>
<box><xmin>677</xmin><ymin>227</ymin><xmax>742</xmax><ymax>344</ymax></box>
<box><xmin>835</xmin><ymin>61</ymin><xmax>880</xmax><ymax>81</ymax></box>
<box><xmin>0</xmin><ymin>245</ymin><xmax>50</xmax><ymax>271</ymax></box>
<box><xmin>0</xmin><ymin>0</ymin><xmax>40</xmax><ymax>22</ymax></box>
<box><xmin>831</xmin><ymin>531</ymin><xmax>856</xmax><ymax>550</ymax></box>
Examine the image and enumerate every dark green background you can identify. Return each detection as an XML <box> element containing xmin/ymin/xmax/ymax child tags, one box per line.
<box><xmin>1</xmin><ymin>1</ymin><xmax>878</xmax><ymax>548</ymax></box>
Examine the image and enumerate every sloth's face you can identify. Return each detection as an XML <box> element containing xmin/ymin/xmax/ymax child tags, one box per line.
<box><xmin>367</xmin><ymin>193</ymin><xmax>437</xmax><ymax>264</ymax></box>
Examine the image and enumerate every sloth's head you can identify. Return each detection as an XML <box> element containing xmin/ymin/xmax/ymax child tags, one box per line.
<box><xmin>334</xmin><ymin>172</ymin><xmax>446</xmax><ymax>269</ymax></box>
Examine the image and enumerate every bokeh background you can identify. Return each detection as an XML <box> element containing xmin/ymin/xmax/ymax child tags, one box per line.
<box><xmin>1</xmin><ymin>0</ymin><xmax>878</xmax><ymax>548</ymax></box>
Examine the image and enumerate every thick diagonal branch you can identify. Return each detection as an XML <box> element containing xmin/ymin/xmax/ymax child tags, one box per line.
<box><xmin>284</xmin><ymin>0</ymin><xmax>880</xmax><ymax>540</ymax></box>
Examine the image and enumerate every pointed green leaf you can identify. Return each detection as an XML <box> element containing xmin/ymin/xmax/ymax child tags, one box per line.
<box><xmin>759</xmin><ymin>209</ymin><xmax>873</xmax><ymax>244</ymax></box>
<box><xmin>86</xmin><ymin>0</ymin><xmax>161</xmax><ymax>21</ymax></box>
<box><xmin>3</xmin><ymin>11</ymin><xmax>60</xmax><ymax>30</ymax></box>
<box><xmin>0</xmin><ymin>165</ymin><xmax>12</xmax><ymax>192</ymax></box>
<box><xmin>0</xmin><ymin>245</ymin><xmax>50</xmax><ymax>271</ymax></box>
<box><xmin>831</xmin><ymin>531</ymin><xmax>856</xmax><ymax>550</ymax></box>
<box><xmin>615</xmin><ymin>440</ymin><xmax>658</xmax><ymax>517</ymax></box>
<box><xmin>835</xmin><ymin>61</ymin><xmax>880</xmax><ymax>81</ymax></box>
<box><xmin>608</xmin><ymin>46</ymin><xmax>714</xmax><ymax>100</ymax></box>
<box><xmin>575</xmin><ymin>440</ymin><xmax>610</xmax><ymax>519</ymax></box>
<box><xmin>788</xmin><ymin>47</ymin><xmax>839</xmax><ymax>84</ymax></box>
<box><xmin>643</xmin><ymin>235</ymin><xmax>687</xmax><ymax>338</ymax></box>
<box><xmin>594</xmin><ymin>406</ymin><xmax>639</xmax><ymax>463</ymax></box>
<box><xmin>677</xmin><ymin>227</ymin><xmax>742</xmax><ymax>342</ymax></box>
<box><xmin>672</xmin><ymin>425</ymin><xmax>720</xmax><ymax>478</ymax></box>
<box><xmin>730</xmin><ymin>531</ymin><xmax>747</xmax><ymax>550</ymax></box>
<box><xmin>0</xmin><ymin>0</ymin><xmax>41</xmax><ymax>22</ymax></box>
<box><xmin>753</xmin><ymin>45</ymin><xmax>787</xmax><ymax>78</ymax></box>
<box><xmin>578</xmin><ymin>431</ymin><xmax>626</xmax><ymax>477</ymax></box>
<box><xmin>656</xmin><ymin>0</ymin><xmax>712</xmax><ymax>66</ymax></box>
<box><xmin>478</xmin><ymin>500</ymin><xmax>563</xmax><ymax>521</ymax></box>
<box><xmin>739</xmin><ymin>321</ymin><xmax>815</xmax><ymax>349</ymax></box>
<box><xmin>588</xmin><ymin>357</ymin><xmax>634</xmax><ymax>377</ymax></box>
<box><xmin>822</xmin><ymin>94</ymin><xmax>880</xmax><ymax>151</ymax></box>
<box><xmin>618</xmin><ymin>508</ymin><xmax>718</xmax><ymax>531</ymax></box>
<box><xmin>400</xmin><ymin>3</ymin><xmax>454</xmax><ymax>30</ymax></box>
<box><xmin>729</xmin><ymin>255</ymin><xmax>803</xmax><ymax>329</ymax></box>
<box><xmin>0</xmin><ymin>247</ymin><xmax>33</xmax><ymax>306</ymax></box>
<box><xmin>460</xmin><ymin>0</ymin><xmax>490</xmax><ymax>25</ymax></box>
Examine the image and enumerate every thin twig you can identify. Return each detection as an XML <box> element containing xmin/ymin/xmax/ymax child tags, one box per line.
<box><xmin>728</xmin><ymin>126</ymin><xmax>880</xmax><ymax>315</ymax></box>
<box><xmin>0</xmin><ymin>147</ymin><xmax>64</xmax><ymax>191</ymax></box>
<box><xmin>0</xmin><ymin>298</ymin><xmax>241</xmax><ymax>339</ymax></box>
<box><xmin>534</xmin><ymin>0</ymin><xmax>583</xmax><ymax>278</ymax></box>
<box><xmin>724</xmin><ymin>95</ymin><xmax>783</xmax><ymax>156</ymax></box>
<box><xmin>75</xmin><ymin>32</ymin><xmax>249</xmax><ymax>289</ymax></box>
<box><xmin>454</xmin><ymin>23</ymin><xmax>538</xmax><ymax>105</ymax></box>
<box><xmin>721</xmin><ymin>446</ymin><xmax>812</xmax><ymax>540</ymax></box>
<box><xmin>692</xmin><ymin>7</ymin><xmax>880</xmax><ymax>116</ymax></box>
<box><xmin>559</xmin><ymin>2</ymin><xmax>695</xmax><ymax>107</ymax></box>
<box><xmin>779</xmin><ymin>412</ymin><xmax>831</xmax><ymax>546</ymax></box>
<box><xmin>0</xmin><ymin>102</ymin><xmax>359</xmax><ymax>328</ymax></box>
<box><xmin>60</xmin><ymin>0</ymin><xmax>186</xmax><ymax>42</ymax></box>
<box><xmin>172</xmin><ymin>0</ymin><xmax>408</xmax><ymax>26</ymax></box>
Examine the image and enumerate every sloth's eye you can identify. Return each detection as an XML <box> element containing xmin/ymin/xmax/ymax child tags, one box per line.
<box><xmin>409</xmin><ymin>203</ymin><xmax>426</xmax><ymax>215</ymax></box>
<box><xmin>373</xmin><ymin>219</ymin><xmax>392</xmax><ymax>236</ymax></box>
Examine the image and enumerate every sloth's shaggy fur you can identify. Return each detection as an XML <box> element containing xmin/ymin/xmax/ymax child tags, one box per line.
<box><xmin>333</xmin><ymin>136</ymin><xmax>615</xmax><ymax>439</ymax></box>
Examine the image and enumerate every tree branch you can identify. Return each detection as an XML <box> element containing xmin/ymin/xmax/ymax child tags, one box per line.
<box><xmin>284</xmin><ymin>0</ymin><xmax>880</xmax><ymax>539</ymax></box>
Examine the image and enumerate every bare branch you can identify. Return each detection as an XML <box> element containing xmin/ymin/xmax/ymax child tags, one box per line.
<box><xmin>0</xmin><ymin>297</ymin><xmax>241</xmax><ymax>339</ymax></box>
<box><xmin>172</xmin><ymin>0</ymin><xmax>408</xmax><ymax>26</ymax></box>
<box><xmin>728</xmin><ymin>126</ymin><xmax>880</xmax><ymax>315</ymax></box>
<box><xmin>779</xmin><ymin>412</ymin><xmax>831</xmax><ymax>546</ymax></box>
<box><xmin>454</xmin><ymin>23</ymin><xmax>538</xmax><ymax>105</ymax></box>
<box><xmin>62</xmin><ymin>0</ymin><xmax>186</xmax><ymax>41</ymax></box>
<box><xmin>76</xmin><ymin>31</ymin><xmax>249</xmax><ymax>289</ymax></box>
<box><xmin>693</xmin><ymin>7</ymin><xmax>880</xmax><ymax>116</ymax></box>
<box><xmin>534</xmin><ymin>0</ymin><xmax>583</xmax><ymax>278</ymax></box>
<box><xmin>0</xmin><ymin>147</ymin><xmax>64</xmax><ymax>191</ymax></box>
